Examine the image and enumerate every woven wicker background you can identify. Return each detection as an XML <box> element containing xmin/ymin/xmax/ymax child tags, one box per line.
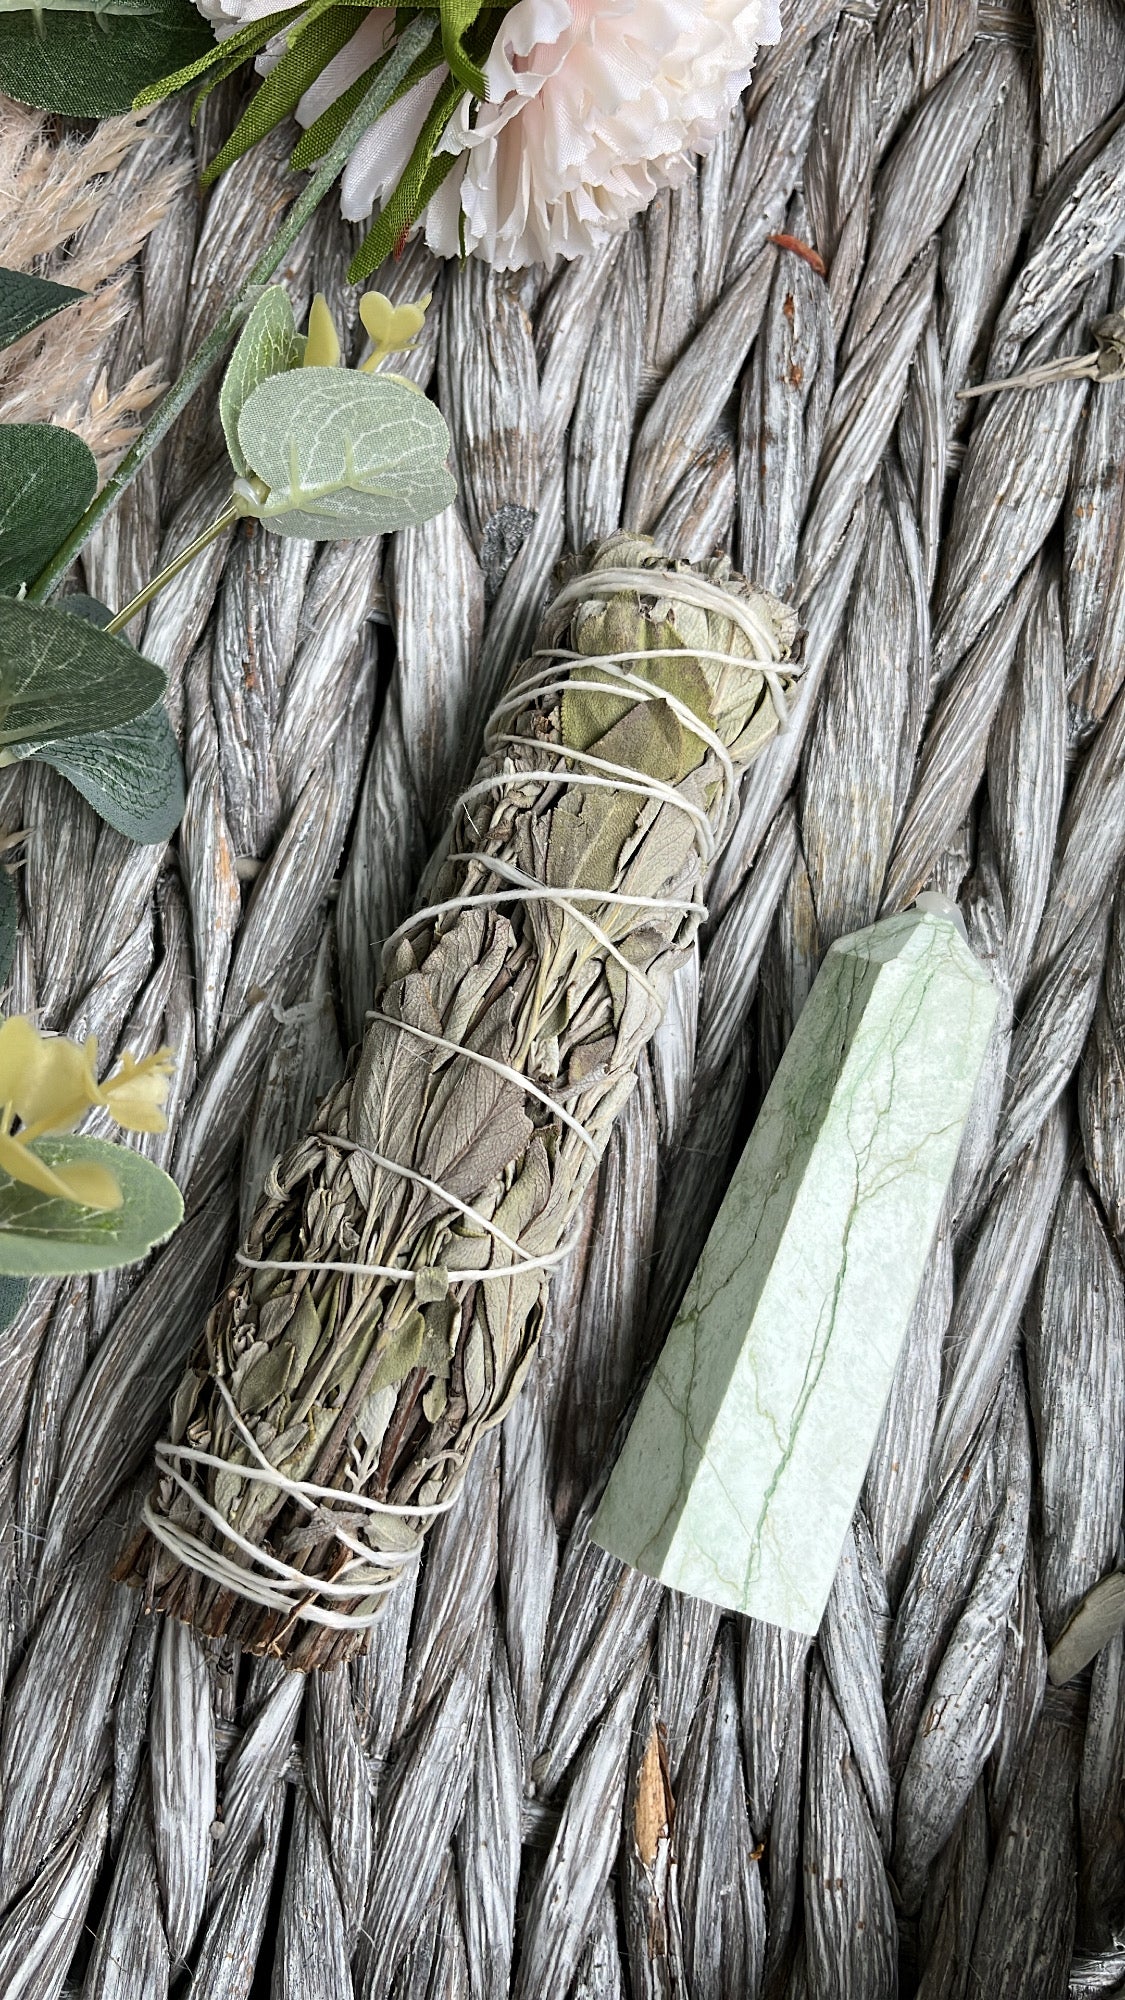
<box><xmin>2</xmin><ymin>0</ymin><xmax>1125</xmax><ymax>1992</ymax></box>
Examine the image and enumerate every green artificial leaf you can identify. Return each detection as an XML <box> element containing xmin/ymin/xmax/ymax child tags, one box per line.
<box><xmin>220</xmin><ymin>287</ymin><xmax>303</xmax><ymax>478</ymax></box>
<box><xmin>0</xmin><ymin>870</ymin><xmax>15</xmax><ymax>990</ymax></box>
<box><xmin>0</xmin><ymin>0</ymin><xmax>213</xmax><ymax>114</ymax></box>
<box><xmin>202</xmin><ymin>0</ymin><xmax>366</xmax><ymax>186</ymax></box>
<box><xmin>21</xmin><ymin>591</ymin><xmax>184</xmax><ymax>839</ymax></box>
<box><xmin>131</xmin><ymin>1</ymin><xmax>301</xmax><ymax>106</ymax></box>
<box><xmin>58</xmin><ymin>592</ymin><xmax>114</xmax><ymax>627</ymax></box>
<box><xmin>290</xmin><ymin>30</ymin><xmax>446</xmax><ymax>172</ymax></box>
<box><xmin>0</xmin><ymin>266</ymin><xmax>84</xmax><ymax>354</ymax></box>
<box><xmin>0</xmin><ymin>424</ymin><xmax>98</xmax><ymax>598</ymax></box>
<box><xmin>33</xmin><ymin>594</ymin><xmax>184</xmax><ymax>838</ymax></box>
<box><xmin>0</xmin><ymin>1276</ymin><xmax>26</xmax><ymax>1332</ymax></box>
<box><xmin>0</xmin><ymin>0</ymin><xmax>166</xmax><ymax>11</ymax></box>
<box><xmin>348</xmin><ymin>69</ymin><xmax>465</xmax><ymax>284</ymax></box>
<box><xmin>32</xmin><ymin>700</ymin><xmax>185</xmax><ymax>844</ymax></box>
<box><xmin>289</xmin><ymin>54</ymin><xmax>381</xmax><ymax>171</ymax></box>
<box><xmin>0</xmin><ymin>597</ymin><xmax>165</xmax><ymax>751</ymax></box>
<box><xmin>439</xmin><ymin>0</ymin><xmax>488</xmax><ymax>98</ymax></box>
<box><xmin>0</xmin><ymin>1135</ymin><xmax>183</xmax><ymax>1276</ymax></box>
<box><xmin>235</xmin><ymin>367</ymin><xmax>456</xmax><ymax>539</ymax></box>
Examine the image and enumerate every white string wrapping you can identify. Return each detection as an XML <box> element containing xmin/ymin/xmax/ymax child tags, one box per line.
<box><xmin>145</xmin><ymin>566</ymin><xmax>794</xmax><ymax>1634</ymax></box>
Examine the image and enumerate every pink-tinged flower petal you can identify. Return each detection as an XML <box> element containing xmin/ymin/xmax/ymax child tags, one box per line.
<box><xmin>296</xmin><ymin>7</ymin><xmax>396</xmax><ymax>128</ymax></box>
<box><xmin>440</xmin><ymin>0</ymin><xmax>782</xmax><ymax>269</ymax></box>
<box><xmin>338</xmin><ymin>67</ymin><xmax>448</xmax><ymax>223</ymax></box>
<box><xmin>481</xmin><ymin>0</ymin><xmax>576</xmax><ymax>98</ymax></box>
<box><xmin>208</xmin><ymin>0</ymin><xmax>783</xmax><ymax>268</ymax></box>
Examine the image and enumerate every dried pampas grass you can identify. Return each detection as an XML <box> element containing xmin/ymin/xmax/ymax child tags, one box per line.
<box><xmin>0</xmin><ymin>97</ymin><xmax>187</xmax><ymax>470</ymax></box>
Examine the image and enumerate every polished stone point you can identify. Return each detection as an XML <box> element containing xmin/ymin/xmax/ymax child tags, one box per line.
<box><xmin>591</xmin><ymin>909</ymin><xmax>998</xmax><ymax>1634</ymax></box>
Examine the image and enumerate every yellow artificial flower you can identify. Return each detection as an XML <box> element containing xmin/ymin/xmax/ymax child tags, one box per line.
<box><xmin>297</xmin><ymin>290</ymin><xmax>431</xmax><ymax>379</ymax></box>
<box><xmin>98</xmin><ymin>1048</ymin><xmax>175</xmax><ymax>1134</ymax></box>
<box><xmin>0</xmin><ymin>1014</ymin><xmax>99</xmax><ymax>1132</ymax></box>
<box><xmin>0</xmin><ymin>1016</ymin><xmax>175</xmax><ymax>1211</ymax></box>
<box><xmin>302</xmin><ymin>292</ymin><xmax>341</xmax><ymax>369</ymax></box>
<box><xmin>358</xmin><ymin>291</ymin><xmax>432</xmax><ymax>371</ymax></box>
<box><xmin>0</xmin><ymin>1135</ymin><xmax>123</xmax><ymax>1211</ymax></box>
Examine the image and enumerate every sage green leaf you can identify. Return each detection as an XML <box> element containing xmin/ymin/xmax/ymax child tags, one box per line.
<box><xmin>0</xmin><ymin>424</ymin><xmax>98</xmax><ymax>597</ymax></box>
<box><xmin>235</xmin><ymin>367</ymin><xmax>456</xmax><ymax>540</ymax></box>
<box><xmin>368</xmin><ymin>1308</ymin><xmax>426</xmax><ymax>1393</ymax></box>
<box><xmin>0</xmin><ymin>870</ymin><xmax>15</xmax><ymax>989</ymax></box>
<box><xmin>0</xmin><ymin>1276</ymin><xmax>25</xmax><ymax>1331</ymax></box>
<box><xmin>31</xmin><ymin>699</ymin><xmax>185</xmax><ymax>845</ymax></box>
<box><xmin>0</xmin><ymin>1136</ymin><xmax>183</xmax><ymax>1276</ymax></box>
<box><xmin>220</xmin><ymin>287</ymin><xmax>303</xmax><ymax>478</ymax></box>
<box><xmin>0</xmin><ymin>267</ymin><xmax>83</xmax><ymax>354</ymax></box>
<box><xmin>0</xmin><ymin>0</ymin><xmax>213</xmax><ymax>114</ymax></box>
<box><xmin>0</xmin><ymin>597</ymin><xmax>165</xmax><ymax>750</ymax></box>
<box><xmin>202</xmin><ymin>1</ymin><xmax>365</xmax><ymax>186</ymax></box>
<box><xmin>58</xmin><ymin>592</ymin><xmax>114</xmax><ymax>628</ymax></box>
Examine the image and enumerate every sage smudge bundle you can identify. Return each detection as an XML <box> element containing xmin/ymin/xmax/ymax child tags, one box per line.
<box><xmin>119</xmin><ymin>533</ymin><xmax>799</xmax><ymax>1668</ymax></box>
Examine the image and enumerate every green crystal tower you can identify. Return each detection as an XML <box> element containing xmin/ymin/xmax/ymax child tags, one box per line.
<box><xmin>591</xmin><ymin>908</ymin><xmax>997</xmax><ymax>1633</ymax></box>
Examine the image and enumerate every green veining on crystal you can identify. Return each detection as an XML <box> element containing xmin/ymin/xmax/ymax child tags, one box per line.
<box><xmin>591</xmin><ymin>910</ymin><xmax>998</xmax><ymax>1632</ymax></box>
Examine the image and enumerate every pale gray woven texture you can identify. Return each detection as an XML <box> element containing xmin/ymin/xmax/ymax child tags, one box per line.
<box><xmin>2</xmin><ymin>0</ymin><xmax>1125</xmax><ymax>1992</ymax></box>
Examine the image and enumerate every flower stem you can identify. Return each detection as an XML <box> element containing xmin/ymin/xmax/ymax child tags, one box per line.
<box><xmin>103</xmin><ymin>501</ymin><xmax>242</xmax><ymax>636</ymax></box>
<box><xmin>25</xmin><ymin>13</ymin><xmax>438</xmax><ymax>606</ymax></box>
<box><xmin>957</xmin><ymin>353</ymin><xmax>1100</xmax><ymax>400</ymax></box>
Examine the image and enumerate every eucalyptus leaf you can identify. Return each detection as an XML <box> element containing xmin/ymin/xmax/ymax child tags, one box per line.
<box><xmin>31</xmin><ymin>700</ymin><xmax>185</xmax><ymax>844</ymax></box>
<box><xmin>220</xmin><ymin>287</ymin><xmax>303</xmax><ymax>478</ymax></box>
<box><xmin>0</xmin><ymin>267</ymin><xmax>83</xmax><ymax>354</ymax></box>
<box><xmin>0</xmin><ymin>871</ymin><xmax>15</xmax><ymax>990</ymax></box>
<box><xmin>0</xmin><ymin>1136</ymin><xmax>183</xmax><ymax>1276</ymax></box>
<box><xmin>0</xmin><ymin>1276</ymin><xmax>26</xmax><ymax>1333</ymax></box>
<box><xmin>59</xmin><ymin>593</ymin><xmax>114</xmax><ymax>628</ymax></box>
<box><xmin>0</xmin><ymin>597</ymin><xmax>165</xmax><ymax>750</ymax></box>
<box><xmin>25</xmin><ymin>591</ymin><xmax>184</xmax><ymax>840</ymax></box>
<box><xmin>235</xmin><ymin>367</ymin><xmax>456</xmax><ymax>540</ymax></box>
<box><xmin>0</xmin><ymin>424</ymin><xmax>98</xmax><ymax>597</ymax></box>
<box><xmin>0</xmin><ymin>0</ymin><xmax>212</xmax><ymax>114</ymax></box>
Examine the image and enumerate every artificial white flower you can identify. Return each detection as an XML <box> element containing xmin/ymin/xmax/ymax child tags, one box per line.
<box><xmin>195</xmin><ymin>0</ymin><xmax>781</xmax><ymax>271</ymax></box>
<box><xmin>194</xmin><ymin>0</ymin><xmax>287</xmax><ymax>38</ymax></box>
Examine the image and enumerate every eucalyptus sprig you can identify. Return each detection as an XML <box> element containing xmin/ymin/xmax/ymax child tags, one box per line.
<box><xmin>23</xmin><ymin>12</ymin><xmax>438</xmax><ymax>605</ymax></box>
<box><xmin>0</xmin><ymin>239</ymin><xmax>449</xmax><ymax>845</ymax></box>
<box><xmin>0</xmin><ymin>16</ymin><xmax>453</xmax><ymax>878</ymax></box>
<box><xmin>103</xmin><ymin>282</ymin><xmax>453</xmax><ymax>636</ymax></box>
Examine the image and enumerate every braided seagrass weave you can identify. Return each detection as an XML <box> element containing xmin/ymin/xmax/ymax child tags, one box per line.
<box><xmin>1</xmin><ymin>1</ymin><xmax>1125</xmax><ymax>1992</ymax></box>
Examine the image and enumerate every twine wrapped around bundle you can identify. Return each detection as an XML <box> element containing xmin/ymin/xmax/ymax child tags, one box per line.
<box><xmin>118</xmin><ymin>533</ymin><xmax>799</xmax><ymax>1668</ymax></box>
